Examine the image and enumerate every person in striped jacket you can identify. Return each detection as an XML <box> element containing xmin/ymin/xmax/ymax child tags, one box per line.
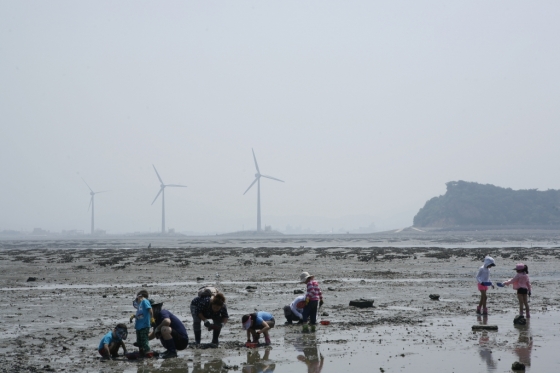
<box><xmin>299</xmin><ymin>272</ymin><xmax>324</xmax><ymax>325</ymax></box>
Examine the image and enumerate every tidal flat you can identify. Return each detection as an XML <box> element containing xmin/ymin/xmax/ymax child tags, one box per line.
<box><xmin>1</xmin><ymin>234</ymin><xmax>559</xmax><ymax>373</ymax></box>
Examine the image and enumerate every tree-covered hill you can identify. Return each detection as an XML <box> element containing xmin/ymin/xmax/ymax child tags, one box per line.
<box><xmin>413</xmin><ymin>181</ymin><xmax>560</xmax><ymax>227</ymax></box>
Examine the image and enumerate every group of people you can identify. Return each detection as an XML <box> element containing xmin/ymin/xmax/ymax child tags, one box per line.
<box><xmin>476</xmin><ymin>256</ymin><xmax>532</xmax><ymax>317</ymax></box>
<box><xmin>97</xmin><ymin>271</ymin><xmax>323</xmax><ymax>360</ymax></box>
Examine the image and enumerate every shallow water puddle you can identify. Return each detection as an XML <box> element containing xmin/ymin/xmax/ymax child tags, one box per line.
<box><xmin>108</xmin><ymin>311</ymin><xmax>560</xmax><ymax>373</ymax></box>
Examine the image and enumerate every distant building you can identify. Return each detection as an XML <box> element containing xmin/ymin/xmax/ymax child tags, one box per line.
<box><xmin>31</xmin><ymin>228</ymin><xmax>49</xmax><ymax>235</ymax></box>
<box><xmin>61</xmin><ymin>229</ymin><xmax>85</xmax><ymax>236</ymax></box>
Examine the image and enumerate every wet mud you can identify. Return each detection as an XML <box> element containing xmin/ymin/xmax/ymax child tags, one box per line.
<box><xmin>1</xmin><ymin>235</ymin><xmax>560</xmax><ymax>372</ymax></box>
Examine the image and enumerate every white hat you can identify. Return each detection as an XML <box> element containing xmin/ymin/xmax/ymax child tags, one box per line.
<box><xmin>299</xmin><ymin>272</ymin><xmax>313</xmax><ymax>283</ymax></box>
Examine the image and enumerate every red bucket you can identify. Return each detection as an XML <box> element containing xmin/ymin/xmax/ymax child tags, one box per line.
<box><xmin>245</xmin><ymin>342</ymin><xmax>258</xmax><ymax>348</ymax></box>
<box><xmin>320</xmin><ymin>320</ymin><xmax>331</xmax><ymax>325</ymax></box>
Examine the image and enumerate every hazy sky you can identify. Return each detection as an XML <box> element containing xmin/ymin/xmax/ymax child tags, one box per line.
<box><xmin>1</xmin><ymin>1</ymin><xmax>559</xmax><ymax>234</ymax></box>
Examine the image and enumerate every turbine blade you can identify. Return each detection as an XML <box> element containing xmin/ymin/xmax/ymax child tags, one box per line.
<box><xmin>251</xmin><ymin>148</ymin><xmax>260</xmax><ymax>174</ymax></box>
<box><xmin>81</xmin><ymin>177</ymin><xmax>94</xmax><ymax>193</ymax></box>
<box><xmin>152</xmin><ymin>164</ymin><xmax>164</xmax><ymax>184</ymax></box>
<box><xmin>95</xmin><ymin>190</ymin><xmax>110</xmax><ymax>194</ymax></box>
<box><xmin>261</xmin><ymin>175</ymin><xmax>284</xmax><ymax>183</ymax></box>
<box><xmin>243</xmin><ymin>178</ymin><xmax>259</xmax><ymax>195</ymax></box>
<box><xmin>151</xmin><ymin>188</ymin><xmax>163</xmax><ymax>205</ymax></box>
<box><xmin>166</xmin><ymin>184</ymin><xmax>187</xmax><ymax>188</ymax></box>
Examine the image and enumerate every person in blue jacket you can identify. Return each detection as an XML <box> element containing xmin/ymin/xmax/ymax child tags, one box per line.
<box><xmin>242</xmin><ymin>311</ymin><xmax>275</xmax><ymax>345</ymax></box>
<box><xmin>98</xmin><ymin>324</ymin><xmax>128</xmax><ymax>358</ymax></box>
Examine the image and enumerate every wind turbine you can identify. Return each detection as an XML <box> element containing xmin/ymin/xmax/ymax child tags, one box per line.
<box><xmin>243</xmin><ymin>149</ymin><xmax>284</xmax><ymax>232</ymax></box>
<box><xmin>81</xmin><ymin>178</ymin><xmax>108</xmax><ymax>235</ymax></box>
<box><xmin>151</xmin><ymin>165</ymin><xmax>187</xmax><ymax>234</ymax></box>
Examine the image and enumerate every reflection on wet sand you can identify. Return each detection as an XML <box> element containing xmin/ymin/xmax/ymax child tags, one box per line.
<box><xmin>131</xmin><ymin>357</ymin><xmax>191</xmax><ymax>373</ymax></box>
<box><xmin>513</xmin><ymin>321</ymin><xmax>532</xmax><ymax>367</ymax></box>
<box><xmin>476</xmin><ymin>315</ymin><xmax>497</xmax><ymax>370</ymax></box>
<box><xmin>191</xmin><ymin>348</ymin><xmax>226</xmax><ymax>373</ymax></box>
<box><xmin>293</xmin><ymin>334</ymin><xmax>324</xmax><ymax>373</ymax></box>
<box><xmin>192</xmin><ymin>358</ymin><xmax>226</xmax><ymax>373</ymax></box>
<box><xmin>242</xmin><ymin>349</ymin><xmax>276</xmax><ymax>373</ymax></box>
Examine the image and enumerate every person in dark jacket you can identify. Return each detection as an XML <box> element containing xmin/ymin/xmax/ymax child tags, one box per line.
<box><xmin>190</xmin><ymin>292</ymin><xmax>228</xmax><ymax>345</ymax></box>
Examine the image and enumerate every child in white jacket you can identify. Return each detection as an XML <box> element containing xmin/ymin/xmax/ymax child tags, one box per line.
<box><xmin>476</xmin><ymin>256</ymin><xmax>496</xmax><ymax>315</ymax></box>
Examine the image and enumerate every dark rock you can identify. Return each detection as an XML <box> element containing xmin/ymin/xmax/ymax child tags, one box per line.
<box><xmin>244</xmin><ymin>261</ymin><xmax>252</xmax><ymax>265</ymax></box>
<box><xmin>294</xmin><ymin>289</ymin><xmax>304</xmax><ymax>294</ymax></box>
<box><xmin>429</xmin><ymin>294</ymin><xmax>440</xmax><ymax>300</ymax></box>
<box><xmin>196</xmin><ymin>277</ymin><xmax>204</xmax><ymax>281</ymax></box>
<box><xmin>26</xmin><ymin>277</ymin><xmax>37</xmax><ymax>282</ymax></box>
<box><xmin>471</xmin><ymin>325</ymin><xmax>498</xmax><ymax>331</ymax></box>
<box><xmin>512</xmin><ymin>361</ymin><xmax>526</xmax><ymax>370</ymax></box>
<box><xmin>513</xmin><ymin>315</ymin><xmax>527</xmax><ymax>325</ymax></box>
<box><xmin>321</xmin><ymin>312</ymin><xmax>329</xmax><ymax>316</ymax></box>
<box><xmin>245</xmin><ymin>286</ymin><xmax>257</xmax><ymax>290</ymax></box>
<box><xmin>349</xmin><ymin>299</ymin><xmax>374</xmax><ymax>308</ymax></box>
<box><xmin>327</xmin><ymin>287</ymin><xmax>336</xmax><ymax>291</ymax></box>
<box><xmin>102</xmin><ymin>295</ymin><xmax>107</xmax><ymax>298</ymax></box>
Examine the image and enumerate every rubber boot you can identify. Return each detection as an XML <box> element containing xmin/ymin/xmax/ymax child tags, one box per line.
<box><xmin>476</xmin><ymin>306</ymin><xmax>481</xmax><ymax>314</ymax></box>
<box><xmin>211</xmin><ymin>328</ymin><xmax>221</xmax><ymax>345</ymax></box>
<box><xmin>264</xmin><ymin>335</ymin><xmax>271</xmax><ymax>345</ymax></box>
<box><xmin>161</xmin><ymin>338</ymin><xmax>177</xmax><ymax>359</ymax></box>
<box><xmin>482</xmin><ymin>308</ymin><xmax>488</xmax><ymax>315</ymax></box>
<box><xmin>526</xmin><ymin>311</ymin><xmax>530</xmax><ymax>318</ymax></box>
<box><xmin>194</xmin><ymin>330</ymin><xmax>201</xmax><ymax>345</ymax></box>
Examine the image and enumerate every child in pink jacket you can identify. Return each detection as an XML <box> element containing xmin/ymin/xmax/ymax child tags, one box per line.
<box><xmin>501</xmin><ymin>263</ymin><xmax>532</xmax><ymax>318</ymax></box>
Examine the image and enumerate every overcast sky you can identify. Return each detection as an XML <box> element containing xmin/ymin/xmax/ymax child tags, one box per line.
<box><xmin>1</xmin><ymin>1</ymin><xmax>559</xmax><ymax>234</ymax></box>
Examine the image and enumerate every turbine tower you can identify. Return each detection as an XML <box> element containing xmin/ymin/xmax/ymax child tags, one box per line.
<box><xmin>151</xmin><ymin>165</ymin><xmax>187</xmax><ymax>234</ymax></box>
<box><xmin>243</xmin><ymin>149</ymin><xmax>284</xmax><ymax>232</ymax></box>
<box><xmin>81</xmin><ymin>178</ymin><xmax>107</xmax><ymax>235</ymax></box>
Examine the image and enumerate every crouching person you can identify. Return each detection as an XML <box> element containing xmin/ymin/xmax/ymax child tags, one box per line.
<box><xmin>149</xmin><ymin>302</ymin><xmax>189</xmax><ymax>359</ymax></box>
<box><xmin>242</xmin><ymin>311</ymin><xmax>275</xmax><ymax>345</ymax></box>
<box><xmin>284</xmin><ymin>295</ymin><xmax>306</xmax><ymax>325</ymax></box>
<box><xmin>190</xmin><ymin>289</ymin><xmax>229</xmax><ymax>346</ymax></box>
<box><xmin>98</xmin><ymin>324</ymin><xmax>128</xmax><ymax>358</ymax></box>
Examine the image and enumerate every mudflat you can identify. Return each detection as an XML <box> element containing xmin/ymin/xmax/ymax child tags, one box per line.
<box><xmin>1</xmin><ymin>235</ymin><xmax>559</xmax><ymax>372</ymax></box>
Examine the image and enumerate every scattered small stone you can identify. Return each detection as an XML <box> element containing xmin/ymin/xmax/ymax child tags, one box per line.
<box><xmin>294</xmin><ymin>289</ymin><xmax>304</xmax><ymax>294</ymax></box>
<box><xmin>429</xmin><ymin>294</ymin><xmax>440</xmax><ymax>300</ymax></box>
<box><xmin>349</xmin><ymin>299</ymin><xmax>374</xmax><ymax>308</ymax></box>
<box><xmin>327</xmin><ymin>287</ymin><xmax>336</xmax><ymax>291</ymax></box>
<box><xmin>142</xmin><ymin>284</ymin><xmax>148</xmax><ymax>287</ymax></box>
<box><xmin>245</xmin><ymin>286</ymin><xmax>257</xmax><ymax>290</ymax></box>
<box><xmin>244</xmin><ymin>261</ymin><xmax>252</xmax><ymax>266</ymax></box>
<box><xmin>102</xmin><ymin>295</ymin><xmax>107</xmax><ymax>298</ymax></box>
<box><xmin>321</xmin><ymin>312</ymin><xmax>329</xmax><ymax>316</ymax></box>
<box><xmin>512</xmin><ymin>361</ymin><xmax>526</xmax><ymax>370</ymax></box>
<box><xmin>471</xmin><ymin>325</ymin><xmax>498</xmax><ymax>331</ymax></box>
<box><xmin>27</xmin><ymin>277</ymin><xmax>37</xmax><ymax>282</ymax></box>
<box><xmin>196</xmin><ymin>277</ymin><xmax>204</xmax><ymax>281</ymax></box>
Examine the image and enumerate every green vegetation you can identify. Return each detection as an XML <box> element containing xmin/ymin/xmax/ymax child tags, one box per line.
<box><xmin>413</xmin><ymin>181</ymin><xmax>560</xmax><ymax>227</ymax></box>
